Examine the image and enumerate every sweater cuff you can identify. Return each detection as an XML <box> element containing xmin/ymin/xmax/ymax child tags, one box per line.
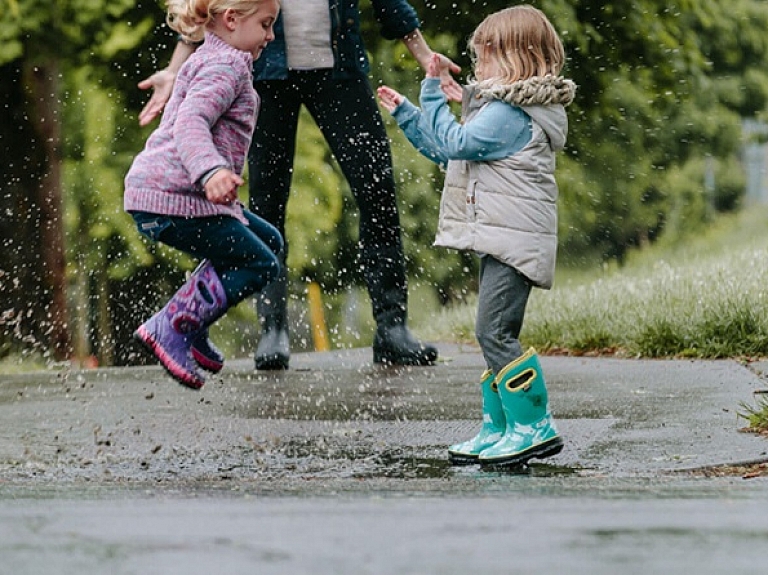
<box><xmin>200</xmin><ymin>166</ymin><xmax>225</xmax><ymax>186</ymax></box>
<box><xmin>421</xmin><ymin>77</ymin><xmax>442</xmax><ymax>94</ymax></box>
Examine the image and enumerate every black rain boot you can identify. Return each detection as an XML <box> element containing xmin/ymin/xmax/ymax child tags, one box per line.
<box><xmin>254</xmin><ymin>265</ymin><xmax>290</xmax><ymax>370</ymax></box>
<box><xmin>365</xmin><ymin>247</ymin><xmax>438</xmax><ymax>366</ymax></box>
<box><xmin>373</xmin><ymin>321</ymin><xmax>439</xmax><ymax>366</ymax></box>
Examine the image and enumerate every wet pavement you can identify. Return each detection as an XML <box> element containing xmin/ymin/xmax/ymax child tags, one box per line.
<box><xmin>2</xmin><ymin>343</ymin><xmax>768</xmax><ymax>573</ymax></box>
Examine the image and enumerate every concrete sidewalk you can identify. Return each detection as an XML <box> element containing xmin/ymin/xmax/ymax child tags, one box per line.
<box><xmin>0</xmin><ymin>343</ymin><xmax>766</xmax><ymax>487</ymax></box>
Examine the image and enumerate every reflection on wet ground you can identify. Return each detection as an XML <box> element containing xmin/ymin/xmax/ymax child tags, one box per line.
<box><xmin>361</xmin><ymin>455</ymin><xmax>580</xmax><ymax>480</ymax></box>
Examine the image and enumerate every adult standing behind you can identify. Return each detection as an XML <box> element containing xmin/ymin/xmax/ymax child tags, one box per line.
<box><xmin>139</xmin><ymin>0</ymin><xmax>462</xmax><ymax>370</ymax></box>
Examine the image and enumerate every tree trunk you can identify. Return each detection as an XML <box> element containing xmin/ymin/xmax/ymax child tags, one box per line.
<box><xmin>26</xmin><ymin>59</ymin><xmax>71</xmax><ymax>361</ymax></box>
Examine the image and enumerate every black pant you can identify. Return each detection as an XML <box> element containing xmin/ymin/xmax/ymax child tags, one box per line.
<box><xmin>248</xmin><ymin>69</ymin><xmax>404</xmax><ymax>265</ymax></box>
<box><xmin>248</xmin><ymin>69</ymin><xmax>409</xmax><ymax>325</ymax></box>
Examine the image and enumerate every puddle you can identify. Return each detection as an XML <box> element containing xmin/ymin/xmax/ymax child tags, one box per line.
<box><xmin>346</xmin><ymin>453</ymin><xmax>580</xmax><ymax>480</ymax></box>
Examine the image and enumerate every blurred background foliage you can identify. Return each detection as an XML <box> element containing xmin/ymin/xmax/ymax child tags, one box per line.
<box><xmin>2</xmin><ymin>0</ymin><xmax>768</xmax><ymax>365</ymax></box>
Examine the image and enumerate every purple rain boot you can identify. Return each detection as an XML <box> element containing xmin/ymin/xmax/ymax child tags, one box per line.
<box><xmin>188</xmin><ymin>261</ymin><xmax>226</xmax><ymax>373</ymax></box>
<box><xmin>134</xmin><ymin>261</ymin><xmax>228</xmax><ymax>389</ymax></box>
<box><xmin>191</xmin><ymin>329</ymin><xmax>225</xmax><ymax>373</ymax></box>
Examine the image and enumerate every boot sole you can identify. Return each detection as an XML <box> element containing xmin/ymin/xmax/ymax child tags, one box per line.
<box><xmin>191</xmin><ymin>347</ymin><xmax>224</xmax><ymax>374</ymax></box>
<box><xmin>254</xmin><ymin>355</ymin><xmax>289</xmax><ymax>370</ymax></box>
<box><xmin>134</xmin><ymin>329</ymin><xmax>204</xmax><ymax>390</ymax></box>
<box><xmin>448</xmin><ymin>452</ymin><xmax>479</xmax><ymax>466</ymax></box>
<box><xmin>373</xmin><ymin>349</ymin><xmax>438</xmax><ymax>366</ymax></box>
<box><xmin>479</xmin><ymin>436</ymin><xmax>564</xmax><ymax>469</ymax></box>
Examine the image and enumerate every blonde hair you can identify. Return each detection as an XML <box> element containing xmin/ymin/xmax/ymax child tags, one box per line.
<box><xmin>166</xmin><ymin>0</ymin><xmax>265</xmax><ymax>42</ymax></box>
<box><xmin>469</xmin><ymin>5</ymin><xmax>565</xmax><ymax>84</ymax></box>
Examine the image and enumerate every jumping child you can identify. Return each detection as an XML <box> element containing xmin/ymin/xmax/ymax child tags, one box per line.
<box><xmin>378</xmin><ymin>5</ymin><xmax>576</xmax><ymax>467</ymax></box>
<box><xmin>124</xmin><ymin>0</ymin><xmax>282</xmax><ymax>389</ymax></box>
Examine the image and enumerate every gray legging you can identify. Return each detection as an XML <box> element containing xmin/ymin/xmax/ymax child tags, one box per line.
<box><xmin>475</xmin><ymin>255</ymin><xmax>532</xmax><ymax>375</ymax></box>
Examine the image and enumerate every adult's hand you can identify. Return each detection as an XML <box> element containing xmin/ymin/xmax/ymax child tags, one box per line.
<box><xmin>401</xmin><ymin>30</ymin><xmax>462</xmax><ymax>103</ymax></box>
<box><xmin>432</xmin><ymin>53</ymin><xmax>462</xmax><ymax>102</ymax></box>
<box><xmin>136</xmin><ymin>40</ymin><xmax>196</xmax><ymax>126</ymax></box>
<box><xmin>137</xmin><ymin>70</ymin><xmax>175</xmax><ymax>127</ymax></box>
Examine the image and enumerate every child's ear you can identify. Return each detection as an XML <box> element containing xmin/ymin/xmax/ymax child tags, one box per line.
<box><xmin>222</xmin><ymin>8</ymin><xmax>238</xmax><ymax>30</ymax></box>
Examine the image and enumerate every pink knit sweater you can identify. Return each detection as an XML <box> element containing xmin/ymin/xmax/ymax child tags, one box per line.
<box><xmin>124</xmin><ymin>32</ymin><xmax>258</xmax><ymax>224</ymax></box>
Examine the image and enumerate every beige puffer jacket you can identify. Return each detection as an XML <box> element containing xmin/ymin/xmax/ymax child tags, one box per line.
<box><xmin>434</xmin><ymin>75</ymin><xmax>575</xmax><ymax>289</ymax></box>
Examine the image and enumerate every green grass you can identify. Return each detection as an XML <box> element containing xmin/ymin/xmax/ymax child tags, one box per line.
<box><xmin>739</xmin><ymin>395</ymin><xmax>768</xmax><ymax>434</ymax></box>
<box><xmin>420</xmin><ymin>206</ymin><xmax>768</xmax><ymax>360</ymax></box>
<box><xmin>0</xmin><ymin>352</ymin><xmax>48</xmax><ymax>373</ymax></box>
<box><xmin>5</xmin><ymin>207</ymin><xmax>768</xmax><ymax>368</ymax></box>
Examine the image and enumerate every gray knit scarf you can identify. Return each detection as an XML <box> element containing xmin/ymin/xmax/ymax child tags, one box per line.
<box><xmin>477</xmin><ymin>75</ymin><xmax>577</xmax><ymax>106</ymax></box>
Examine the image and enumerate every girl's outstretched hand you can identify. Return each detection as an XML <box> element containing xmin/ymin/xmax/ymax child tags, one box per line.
<box><xmin>204</xmin><ymin>169</ymin><xmax>244</xmax><ymax>205</ymax></box>
<box><xmin>377</xmin><ymin>86</ymin><xmax>404</xmax><ymax>113</ymax></box>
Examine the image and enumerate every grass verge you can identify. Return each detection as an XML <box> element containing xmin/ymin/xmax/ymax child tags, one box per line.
<box><xmin>421</xmin><ymin>207</ymin><xmax>768</xmax><ymax>359</ymax></box>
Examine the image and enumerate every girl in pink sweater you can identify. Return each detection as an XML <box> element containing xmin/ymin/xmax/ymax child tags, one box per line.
<box><xmin>125</xmin><ymin>0</ymin><xmax>281</xmax><ymax>390</ymax></box>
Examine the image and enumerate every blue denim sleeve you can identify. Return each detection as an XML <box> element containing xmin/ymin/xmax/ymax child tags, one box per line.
<box><xmin>392</xmin><ymin>98</ymin><xmax>448</xmax><ymax>167</ymax></box>
<box><xmin>419</xmin><ymin>78</ymin><xmax>532</xmax><ymax>162</ymax></box>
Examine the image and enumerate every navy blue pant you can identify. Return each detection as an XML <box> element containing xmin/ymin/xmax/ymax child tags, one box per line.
<box><xmin>130</xmin><ymin>210</ymin><xmax>283</xmax><ymax>305</ymax></box>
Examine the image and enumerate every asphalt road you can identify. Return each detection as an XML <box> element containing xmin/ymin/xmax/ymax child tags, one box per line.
<box><xmin>1</xmin><ymin>343</ymin><xmax>767</xmax><ymax>573</ymax></box>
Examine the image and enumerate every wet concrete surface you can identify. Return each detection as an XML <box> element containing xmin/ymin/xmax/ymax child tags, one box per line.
<box><xmin>1</xmin><ymin>343</ymin><xmax>766</xmax><ymax>485</ymax></box>
<box><xmin>2</xmin><ymin>343</ymin><xmax>768</xmax><ymax>573</ymax></box>
<box><xmin>5</xmin><ymin>492</ymin><xmax>768</xmax><ymax>575</ymax></box>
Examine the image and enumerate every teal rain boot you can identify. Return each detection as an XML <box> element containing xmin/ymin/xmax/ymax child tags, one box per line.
<box><xmin>448</xmin><ymin>370</ymin><xmax>505</xmax><ymax>465</ymax></box>
<box><xmin>478</xmin><ymin>348</ymin><xmax>563</xmax><ymax>468</ymax></box>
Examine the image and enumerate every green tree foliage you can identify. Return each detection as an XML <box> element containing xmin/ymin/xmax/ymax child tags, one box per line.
<box><xmin>61</xmin><ymin>65</ymin><xmax>190</xmax><ymax>366</ymax></box>
<box><xmin>0</xmin><ymin>0</ymin><xmax>170</xmax><ymax>362</ymax></box>
<box><xmin>365</xmin><ymin>0</ymin><xmax>768</xmax><ymax>266</ymax></box>
<box><xmin>3</xmin><ymin>0</ymin><xmax>768</xmax><ymax>362</ymax></box>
